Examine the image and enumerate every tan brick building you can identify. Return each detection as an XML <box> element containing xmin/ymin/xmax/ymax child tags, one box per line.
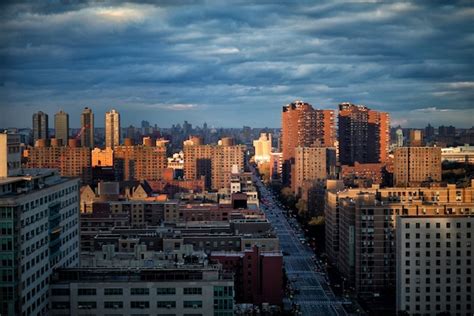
<box><xmin>325</xmin><ymin>180</ymin><xmax>474</xmax><ymax>296</ymax></box>
<box><xmin>183</xmin><ymin>137</ymin><xmax>245</xmax><ymax>191</ymax></box>
<box><xmin>281</xmin><ymin>100</ymin><xmax>335</xmax><ymax>185</ymax></box>
<box><xmin>26</xmin><ymin>139</ymin><xmax>92</xmax><ymax>183</ymax></box>
<box><xmin>292</xmin><ymin>146</ymin><xmax>336</xmax><ymax>195</ymax></box>
<box><xmin>394</xmin><ymin>147</ymin><xmax>441</xmax><ymax>187</ymax></box>
<box><xmin>114</xmin><ymin>139</ymin><xmax>167</xmax><ymax>181</ymax></box>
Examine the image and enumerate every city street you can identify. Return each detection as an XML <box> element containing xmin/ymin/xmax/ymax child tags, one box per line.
<box><xmin>253</xmin><ymin>172</ymin><xmax>347</xmax><ymax>315</ymax></box>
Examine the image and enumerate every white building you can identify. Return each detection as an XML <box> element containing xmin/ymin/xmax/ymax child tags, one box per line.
<box><xmin>0</xmin><ymin>168</ymin><xmax>80</xmax><ymax>316</ymax></box>
<box><xmin>49</xmin><ymin>265</ymin><xmax>234</xmax><ymax>316</ymax></box>
<box><xmin>396</xmin><ymin>215</ymin><xmax>473</xmax><ymax>316</ymax></box>
<box><xmin>441</xmin><ymin>144</ymin><xmax>474</xmax><ymax>164</ymax></box>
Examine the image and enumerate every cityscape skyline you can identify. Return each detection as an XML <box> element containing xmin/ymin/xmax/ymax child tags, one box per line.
<box><xmin>1</xmin><ymin>2</ymin><xmax>473</xmax><ymax>128</ymax></box>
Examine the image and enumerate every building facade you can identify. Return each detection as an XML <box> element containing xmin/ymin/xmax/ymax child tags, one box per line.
<box><xmin>49</xmin><ymin>266</ymin><xmax>234</xmax><ymax>316</ymax></box>
<box><xmin>281</xmin><ymin>101</ymin><xmax>335</xmax><ymax>185</ymax></box>
<box><xmin>396</xmin><ymin>215</ymin><xmax>473</xmax><ymax>316</ymax></box>
<box><xmin>80</xmin><ymin>107</ymin><xmax>94</xmax><ymax>148</ymax></box>
<box><xmin>338</xmin><ymin>103</ymin><xmax>390</xmax><ymax>165</ymax></box>
<box><xmin>0</xmin><ymin>169</ymin><xmax>80</xmax><ymax>316</ymax></box>
<box><xmin>54</xmin><ymin>110</ymin><xmax>69</xmax><ymax>146</ymax></box>
<box><xmin>325</xmin><ymin>180</ymin><xmax>474</xmax><ymax>296</ymax></box>
<box><xmin>292</xmin><ymin>146</ymin><xmax>336</xmax><ymax>195</ymax></box>
<box><xmin>105</xmin><ymin>109</ymin><xmax>121</xmax><ymax>148</ymax></box>
<box><xmin>393</xmin><ymin>147</ymin><xmax>442</xmax><ymax>187</ymax></box>
<box><xmin>32</xmin><ymin>111</ymin><xmax>49</xmax><ymax>144</ymax></box>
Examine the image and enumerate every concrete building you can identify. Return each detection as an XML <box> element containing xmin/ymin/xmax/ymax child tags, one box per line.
<box><xmin>26</xmin><ymin>139</ymin><xmax>92</xmax><ymax>184</ymax></box>
<box><xmin>441</xmin><ymin>144</ymin><xmax>474</xmax><ymax>164</ymax></box>
<box><xmin>49</xmin><ymin>265</ymin><xmax>234</xmax><ymax>316</ymax></box>
<box><xmin>32</xmin><ymin>111</ymin><xmax>49</xmax><ymax>144</ymax></box>
<box><xmin>396</xmin><ymin>215</ymin><xmax>473</xmax><ymax>316</ymax></box>
<box><xmin>183</xmin><ymin>137</ymin><xmax>245</xmax><ymax>191</ymax></box>
<box><xmin>54</xmin><ymin>110</ymin><xmax>69</xmax><ymax>146</ymax></box>
<box><xmin>338</xmin><ymin>103</ymin><xmax>390</xmax><ymax>165</ymax></box>
<box><xmin>0</xmin><ymin>168</ymin><xmax>80</xmax><ymax>316</ymax></box>
<box><xmin>253</xmin><ymin>133</ymin><xmax>272</xmax><ymax>164</ymax></box>
<box><xmin>105</xmin><ymin>109</ymin><xmax>120</xmax><ymax>148</ymax></box>
<box><xmin>325</xmin><ymin>180</ymin><xmax>474</xmax><ymax>297</ymax></box>
<box><xmin>292</xmin><ymin>146</ymin><xmax>336</xmax><ymax>195</ymax></box>
<box><xmin>281</xmin><ymin>101</ymin><xmax>335</xmax><ymax>185</ymax></box>
<box><xmin>80</xmin><ymin>107</ymin><xmax>94</xmax><ymax>148</ymax></box>
<box><xmin>394</xmin><ymin>147</ymin><xmax>442</xmax><ymax>187</ymax></box>
<box><xmin>0</xmin><ymin>133</ymin><xmax>22</xmax><ymax>178</ymax></box>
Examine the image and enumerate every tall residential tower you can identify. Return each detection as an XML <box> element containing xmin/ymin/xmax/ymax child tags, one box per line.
<box><xmin>80</xmin><ymin>107</ymin><xmax>94</xmax><ymax>148</ymax></box>
<box><xmin>105</xmin><ymin>109</ymin><xmax>120</xmax><ymax>148</ymax></box>
<box><xmin>32</xmin><ymin>111</ymin><xmax>49</xmax><ymax>144</ymax></box>
<box><xmin>54</xmin><ymin>110</ymin><xmax>69</xmax><ymax>146</ymax></box>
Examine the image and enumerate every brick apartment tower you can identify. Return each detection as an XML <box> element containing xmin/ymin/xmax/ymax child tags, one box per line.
<box><xmin>281</xmin><ymin>100</ymin><xmax>335</xmax><ymax>186</ymax></box>
<box><xmin>338</xmin><ymin>103</ymin><xmax>390</xmax><ymax>165</ymax></box>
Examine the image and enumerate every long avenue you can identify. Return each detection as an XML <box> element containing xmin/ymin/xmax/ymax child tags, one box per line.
<box><xmin>253</xmin><ymin>170</ymin><xmax>347</xmax><ymax>315</ymax></box>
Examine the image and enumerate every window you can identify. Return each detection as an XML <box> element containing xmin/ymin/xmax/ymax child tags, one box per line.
<box><xmin>51</xmin><ymin>288</ymin><xmax>70</xmax><ymax>296</ymax></box>
<box><xmin>157</xmin><ymin>301</ymin><xmax>176</xmax><ymax>308</ymax></box>
<box><xmin>183</xmin><ymin>301</ymin><xmax>202</xmax><ymax>308</ymax></box>
<box><xmin>104</xmin><ymin>288</ymin><xmax>123</xmax><ymax>295</ymax></box>
<box><xmin>104</xmin><ymin>301</ymin><xmax>123</xmax><ymax>309</ymax></box>
<box><xmin>78</xmin><ymin>288</ymin><xmax>96</xmax><ymax>296</ymax></box>
<box><xmin>78</xmin><ymin>302</ymin><xmax>97</xmax><ymax>309</ymax></box>
<box><xmin>130</xmin><ymin>301</ymin><xmax>149</xmax><ymax>309</ymax></box>
<box><xmin>157</xmin><ymin>288</ymin><xmax>176</xmax><ymax>295</ymax></box>
<box><xmin>131</xmin><ymin>288</ymin><xmax>149</xmax><ymax>295</ymax></box>
<box><xmin>51</xmin><ymin>302</ymin><xmax>70</xmax><ymax>309</ymax></box>
<box><xmin>183</xmin><ymin>288</ymin><xmax>202</xmax><ymax>295</ymax></box>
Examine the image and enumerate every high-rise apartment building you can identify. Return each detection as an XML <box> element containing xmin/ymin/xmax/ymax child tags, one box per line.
<box><xmin>32</xmin><ymin>111</ymin><xmax>49</xmax><ymax>144</ymax></box>
<box><xmin>26</xmin><ymin>139</ymin><xmax>92</xmax><ymax>183</ymax></box>
<box><xmin>54</xmin><ymin>110</ymin><xmax>69</xmax><ymax>146</ymax></box>
<box><xmin>409</xmin><ymin>129</ymin><xmax>424</xmax><ymax>147</ymax></box>
<box><xmin>0</xmin><ymin>151</ymin><xmax>80</xmax><ymax>316</ymax></box>
<box><xmin>338</xmin><ymin>103</ymin><xmax>390</xmax><ymax>165</ymax></box>
<box><xmin>80</xmin><ymin>107</ymin><xmax>94</xmax><ymax>148</ymax></box>
<box><xmin>396</xmin><ymin>215</ymin><xmax>473</xmax><ymax>316</ymax></box>
<box><xmin>114</xmin><ymin>138</ymin><xmax>167</xmax><ymax>181</ymax></box>
<box><xmin>253</xmin><ymin>133</ymin><xmax>272</xmax><ymax>164</ymax></box>
<box><xmin>281</xmin><ymin>101</ymin><xmax>335</xmax><ymax>185</ymax></box>
<box><xmin>183</xmin><ymin>137</ymin><xmax>245</xmax><ymax>190</ymax></box>
<box><xmin>105</xmin><ymin>109</ymin><xmax>120</xmax><ymax>148</ymax></box>
<box><xmin>325</xmin><ymin>180</ymin><xmax>474</xmax><ymax>297</ymax></box>
<box><xmin>292</xmin><ymin>147</ymin><xmax>336</xmax><ymax>195</ymax></box>
<box><xmin>393</xmin><ymin>147</ymin><xmax>442</xmax><ymax>187</ymax></box>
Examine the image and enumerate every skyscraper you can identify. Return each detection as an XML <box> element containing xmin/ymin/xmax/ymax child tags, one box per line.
<box><xmin>54</xmin><ymin>110</ymin><xmax>69</xmax><ymax>146</ymax></box>
<box><xmin>253</xmin><ymin>133</ymin><xmax>272</xmax><ymax>164</ymax></box>
<box><xmin>338</xmin><ymin>103</ymin><xmax>390</xmax><ymax>165</ymax></box>
<box><xmin>105</xmin><ymin>109</ymin><xmax>120</xmax><ymax>148</ymax></box>
<box><xmin>80</xmin><ymin>107</ymin><xmax>94</xmax><ymax>148</ymax></box>
<box><xmin>281</xmin><ymin>100</ymin><xmax>335</xmax><ymax>185</ymax></box>
<box><xmin>32</xmin><ymin>111</ymin><xmax>49</xmax><ymax>144</ymax></box>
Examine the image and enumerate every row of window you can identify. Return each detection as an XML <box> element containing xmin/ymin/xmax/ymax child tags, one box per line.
<box><xmin>54</xmin><ymin>287</ymin><xmax>203</xmax><ymax>296</ymax></box>
<box><xmin>52</xmin><ymin>300</ymin><xmax>204</xmax><ymax>309</ymax></box>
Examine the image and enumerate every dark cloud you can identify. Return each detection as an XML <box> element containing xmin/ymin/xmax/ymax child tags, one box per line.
<box><xmin>0</xmin><ymin>1</ymin><xmax>473</xmax><ymax>128</ymax></box>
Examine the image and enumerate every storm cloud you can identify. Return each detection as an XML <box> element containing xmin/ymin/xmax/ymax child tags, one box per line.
<box><xmin>0</xmin><ymin>1</ymin><xmax>473</xmax><ymax>128</ymax></box>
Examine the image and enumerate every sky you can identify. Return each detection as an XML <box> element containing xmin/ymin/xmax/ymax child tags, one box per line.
<box><xmin>0</xmin><ymin>1</ymin><xmax>473</xmax><ymax>128</ymax></box>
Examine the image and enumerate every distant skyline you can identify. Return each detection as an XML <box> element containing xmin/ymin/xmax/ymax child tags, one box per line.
<box><xmin>1</xmin><ymin>1</ymin><xmax>473</xmax><ymax>128</ymax></box>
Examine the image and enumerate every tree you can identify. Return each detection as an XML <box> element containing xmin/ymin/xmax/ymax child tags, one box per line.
<box><xmin>295</xmin><ymin>198</ymin><xmax>308</xmax><ymax>216</ymax></box>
